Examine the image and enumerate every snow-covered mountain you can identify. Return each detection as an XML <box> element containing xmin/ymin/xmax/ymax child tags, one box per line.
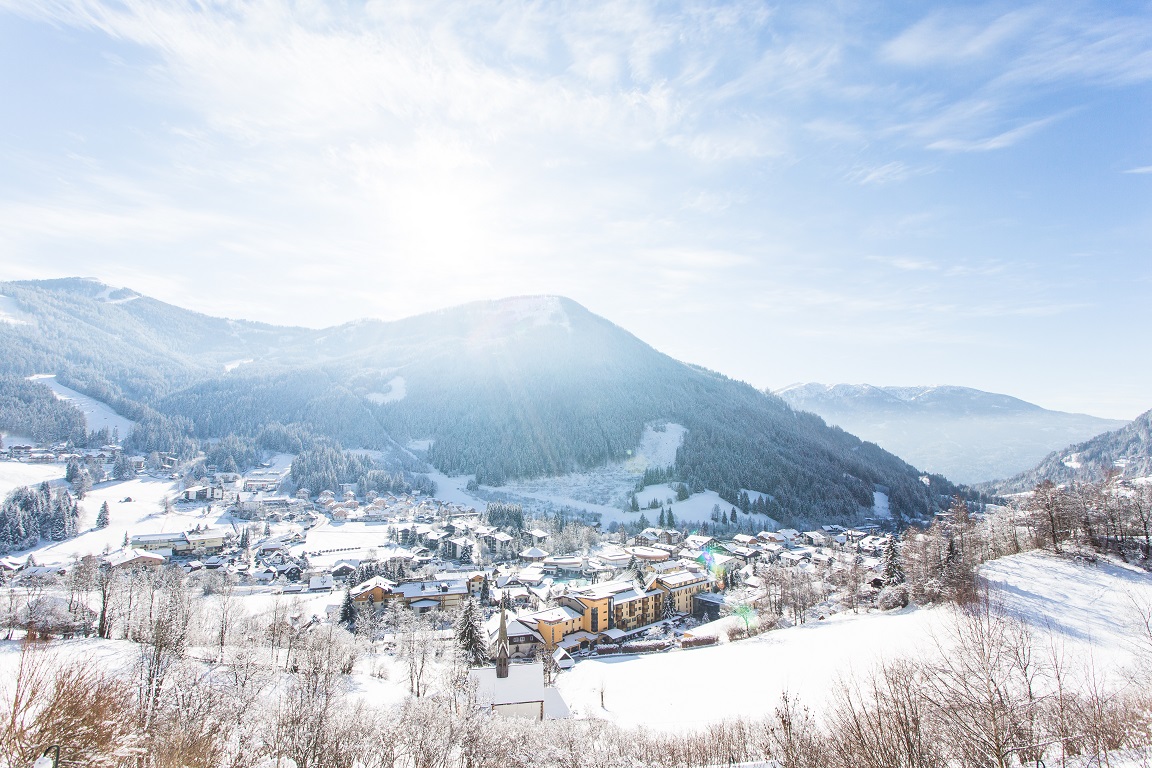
<box><xmin>985</xmin><ymin>408</ymin><xmax>1152</xmax><ymax>493</ymax></box>
<box><xmin>775</xmin><ymin>383</ymin><xmax>1128</xmax><ymax>484</ymax></box>
<box><xmin>0</xmin><ymin>279</ymin><xmax>964</xmax><ymax>525</ymax></box>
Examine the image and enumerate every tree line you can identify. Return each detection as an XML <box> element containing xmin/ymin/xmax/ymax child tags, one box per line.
<box><xmin>0</xmin><ymin>482</ymin><xmax>80</xmax><ymax>554</ymax></box>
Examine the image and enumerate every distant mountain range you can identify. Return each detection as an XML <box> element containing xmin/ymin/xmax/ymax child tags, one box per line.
<box><xmin>983</xmin><ymin>409</ymin><xmax>1152</xmax><ymax>493</ymax></box>
<box><xmin>0</xmin><ymin>278</ymin><xmax>963</xmax><ymax>527</ymax></box>
<box><xmin>774</xmin><ymin>383</ymin><xmax>1129</xmax><ymax>485</ymax></box>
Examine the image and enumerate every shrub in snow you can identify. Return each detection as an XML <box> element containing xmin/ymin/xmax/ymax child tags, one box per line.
<box><xmin>621</xmin><ymin>640</ymin><xmax>670</xmax><ymax>653</ymax></box>
<box><xmin>727</xmin><ymin>626</ymin><xmax>748</xmax><ymax>642</ymax></box>
<box><xmin>680</xmin><ymin>635</ymin><xmax>718</xmax><ymax>649</ymax></box>
<box><xmin>917</xmin><ymin>577</ymin><xmax>943</xmax><ymax>605</ymax></box>
<box><xmin>877</xmin><ymin>584</ymin><xmax>909</xmax><ymax>611</ymax></box>
<box><xmin>596</xmin><ymin>644</ymin><xmax>622</xmax><ymax>655</ymax></box>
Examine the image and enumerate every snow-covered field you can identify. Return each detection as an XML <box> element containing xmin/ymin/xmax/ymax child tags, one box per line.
<box><xmin>467</xmin><ymin>423</ymin><xmax>780</xmax><ymax>526</ymax></box>
<box><xmin>0</xmin><ymin>461</ymin><xmax>67</xmax><ymax>500</ymax></box>
<box><xmin>0</xmin><ymin>294</ymin><xmax>34</xmax><ymax>325</ymax></box>
<box><xmin>559</xmin><ymin>606</ymin><xmax>936</xmax><ymax>730</ymax></box>
<box><xmin>291</xmin><ymin>519</ymin><xmax>398</xmax><ymax>567</ymax></box>
<box><xmin>366</xmin><ymin>376</ymin><xmax>407</xmax><ymax>404</ymax></box>
<box><xmin>557</xmin><ymin>551</ymin><xmax>1152</xmax><ymax>731</ymax></box>
<box><xmin>29</xmin><ymin>373</ymin><xmax>136</xmax><ymax>437</ymax></box>
<box><xmin>413</xmin><ymin>424</ymin><xmax>783</xmax><ymax>527</ymax></box>
<box><xmin>872</xmin><ymin>490</ymin><xmax>891</xmax><ymax>519</ymax></box>
<box><xmin>11</xmin><ymin>474</ymin><xmax>228</xmax><ymax>566</ymax></box>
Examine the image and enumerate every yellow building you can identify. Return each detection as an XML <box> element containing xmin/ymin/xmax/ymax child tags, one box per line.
<box><xmin>652</xmin><ymin>570</ymin><xmax>710</xmax><ymax>614</ymax></box>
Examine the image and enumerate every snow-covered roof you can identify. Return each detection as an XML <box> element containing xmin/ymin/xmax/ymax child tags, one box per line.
<box><xmin>524</xmin><ymin>606</ymin><xmax>582</xmax><ymax>624</ymax></box>
<box><xmin>658</xmin><ymin>570</ymin><xmax>707</xmax><ymax>588</ymax></box>
<box><xmin>469</xmin><ymin>661</ymin><xmax>546</xmax><ymax>707</ymax></box>
<box><xmin>104</xmin><ymin>548</ymin><xmax>165</xmax><ymax>568</ymax></box>
<box><xmin>392</xmin><ymin>580</ymin><xmax>468</xmax><ymax>599</ymax></box>
<box><xmin>350</xmin><ymin>575</ymin><xmax>396</xmax><ymax>595</ymax></box>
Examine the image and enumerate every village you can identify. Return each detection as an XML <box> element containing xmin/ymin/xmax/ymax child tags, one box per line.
<box><xmin>0</xmin><ymin>439</ymin><xmax>905</xmax><ymax>722</ymax></box>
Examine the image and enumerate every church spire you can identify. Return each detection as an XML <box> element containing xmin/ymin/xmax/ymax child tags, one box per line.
<box><xmin>496</xmin><ymin>605</ymin><xmax>510</xmax><ymax>678</ymax></box>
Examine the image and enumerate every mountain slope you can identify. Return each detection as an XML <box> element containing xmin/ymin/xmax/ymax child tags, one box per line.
<box><xmin>0</xmin><ymin>280</ymin><xmax>962</xmax><ymax>524</ymax></box>
<box><xmin>775</xmin><ymin>383</ymin><xmax>1128</xmax><ymax>484</ymax></box>
<box><xmin>985</xmin><ymin>409</ymin><xmax>1152</xmax><ymax>493</ymax></box>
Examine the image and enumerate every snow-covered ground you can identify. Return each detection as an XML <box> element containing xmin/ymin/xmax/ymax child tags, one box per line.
<box><xmin>0</xmin><ymin>461</ymin><xmax>67</xmax><ymax>500</ymax></box>
<box><xmin>558</xmin><ymin>606</ymin><xmax>935</xmax><ymax>730</ymax></box>
<box><xmin>366</xmin><ymin>376</ymin><xmax>407</xmax><ymax>404</ymax></box>
<box><xmin>291</xmin><ymin>519</ymin><xmax>399</xmax><ymax>568</ymax></box>
<box><xmin>11</xmin><ymin>474</ymin><xmax>227</xmax><ymax>566</ymax></box>
<box><xmin>980</xmin><ymin>552</ymin><xmax>1152</xmax><ymax>667</ymax></box>
<box><xmin>413</xmin><ymin>423</ymin><xmax>781</xmax><ymax>527</ymax></box>
<box><xmin>0</xmin><ymin>294</ymin><xmax>34</xmax><ymax>325</ymax></box>
<box><xmin>872</xmin><ymin>490</ymin><xmax>891</xmax><ymax>519</ymax></box>
<box><xmin>476</xmin><ymin>423</ymin><xmax>752</xmax><ymax>525</ymax></box>
<box><xmin>28</xmin><ymin>373</ymin><xmax>136</xmax><ymax>437</ymax></box>
<box><xmin>629</xmin><ymin>483</ymin><xmax>778</xmax><ymax>529</ymax></box>
<box><xmin>557</xmin><ymin>551</ymin><xmax>1152</xmax><ymax>731</ymax></box>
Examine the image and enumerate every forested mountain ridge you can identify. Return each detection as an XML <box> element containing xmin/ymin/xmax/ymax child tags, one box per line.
<box><xmin>776</xmin><ymin>383</ymin><xmax>1127</xmax><ymax>484</ymax></box>
<box><xmin>0</xmin><ymin>280</ymin><xmax>961</xmax><ymax>523</ymax></box>
<box><xmin>983</xmin><ymin>408</ymin><xmax>1152</xmax><ymax>493</ymax></box>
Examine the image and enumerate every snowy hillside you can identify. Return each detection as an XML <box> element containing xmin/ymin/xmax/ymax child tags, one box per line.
<box><xmin>29</xmin><ymin>374</ymin><xmax>136</xmax><ymax>437</ymax></box>
<box><xmin>2</xmin><ymin>279</ymin><xmax>964</xmax><ymax>525</ymax></box>
<box><xmin>558</xmin><ymin>551</ymin><xmax>1152</xmax><ymax>731</ymax></box>
<box><xmin>988</xmin><ymin>407</ymin><xmax>1152</xmax><ymax>492</ymax></box>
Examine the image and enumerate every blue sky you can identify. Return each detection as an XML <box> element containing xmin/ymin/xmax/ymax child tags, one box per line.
<box><xmin>1</xmin><ymin>1</ymin><xmax>1150</xmax><ymax>418</ymax></box>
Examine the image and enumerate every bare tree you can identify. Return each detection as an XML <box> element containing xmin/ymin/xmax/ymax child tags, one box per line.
<box><xmin>922</xmin><ymin>596</ymin><xmax>1045</xmax><ymax>768</ymax></box>
<box><xmin>826</xmin><ymin>662</ymin><xmax>945</xmax><ymax>768</ymax></box>
<box><xmin>396</xmin><ymin>609</ymin><xmax>438</xmax><ymax>698</ymax></box>
<box><xmin>758</xmin><ymin>691</ymin><xmax>826</xmax><ymax>768</ymax></box>
<box><xmin>1030</xmin><ymin>480</ymin><xmax>1071</xmax><ymax>554</ymax></box>
<box><xmin>133</xmin><ymin>567</ymin><xmax>193</xmax><ymax>733</ymax></box>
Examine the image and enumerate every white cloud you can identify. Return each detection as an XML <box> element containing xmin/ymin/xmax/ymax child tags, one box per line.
<box><xmin>883</xmin><ymin>9</ymin><xmax>1037</xmax><ymax>66</ymax></box>
<box><xmin>927</xmin><ymin>113</ymin><xmax>1064</xmax><ymax>152</ymax></box>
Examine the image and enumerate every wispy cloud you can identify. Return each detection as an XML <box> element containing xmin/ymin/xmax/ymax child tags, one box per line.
<box><xmin>882</xmin><ymin>9</ymin><xmax>1037</xmax><ymax>66</ymax></box>
<box><xmin>927</xmin><ymin>113</ymin><xmax>1065</xmax><ymax>152</ymax></box>
<box><xmin>0</xmin><ymin>0</ymin><xmax>1150</xmax><ymax>417</ymax></box>
<box><xmin>845</xmin><ymin>161</ymin><xmax>934</xmax><ymax>185</ymax></box>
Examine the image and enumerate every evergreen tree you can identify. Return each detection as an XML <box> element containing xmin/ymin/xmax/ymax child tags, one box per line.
<box><xmin>239</xmin><ymin>526</ymin><xmax>250</xmax><ymax>550</ymax></box>
<box><xmin>479</xmin><ymin>575</ymin><xmax>491</xmax><ymax>604</ymax></box>
<box><xmin>112</xmin><ymin>454</ymin><xmax>136</xmax><ymax>481</ymax></box>
<box><xmin>662</xmin><ymin>590</ymin><xmax>675</xmax><ymax>620</ymax></box>
<box><xmin>666</xmin><ymin>509</ymin><xmax>676</xmax><ymax>529</ymax></box>
<box><xmin>96</xmin><ymin>501</ymin><xmax>110</xmax><ymax>529</ymax></box>
<box><xmin>454</xmin><ymin>598</ymin><xmax>488</xmax><ymax>666</ymax></box>
<box><xmin>657</xmin><ymin>508</ymin><xmax>666</xmax><ymax>527</ymax></box>
<box><xmin>630</xmin><ymin>493</ymin><xmax>639</xmax><ymax>512</ymax></box>
<box><xmin>630</xmin><ymin>556</ymin><xmax>646</xmax><ymax>586</ymax></box>
<box><xmin>882</xmin><ymin>537</ymin><xmax>905</xmax><ymax>586</ymax></box>
<box><xmin>339</xmin><ymin>590</ymin><xmax>357</xmax><ymax>629</ymax></box>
